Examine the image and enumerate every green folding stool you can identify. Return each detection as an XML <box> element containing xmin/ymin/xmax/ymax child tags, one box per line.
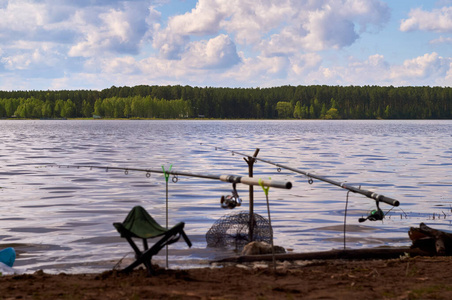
<box><xmin>113</xmin><ymin>205</ymin><xmax>192</xmax><ymax>275</ymax></box>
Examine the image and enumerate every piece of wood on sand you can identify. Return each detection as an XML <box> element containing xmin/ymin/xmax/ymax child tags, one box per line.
<box><xmin>215</xmin><ymin>248</ymin><xmax>428</xmax><ymax>264</ymax></box>
<box><xmin>409</xmin><ymin>222</ymin><xmax>452</xmax><ymax>255</ymax></box>
<box><xmin>215</xmin><ymin>223</ymin><xmax>452</xmax><ymax>264</ymax></box>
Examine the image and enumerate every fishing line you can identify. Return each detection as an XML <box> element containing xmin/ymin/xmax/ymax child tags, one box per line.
<box><xmin>344</xmin><ymin>185</ymin><xmax>397</xmax><ymax>248</ymax></box>
<box><xmin>200</xmin><ymin>143</ymin><xmax>400</xmax><ymax>207</ymax></box>
<box><xmin>162</xmin><ymin>164</ymin><xmax>172</xmax><ymax>269</ymax></box>
<box><xmin>395</xmin><ymin>206</ymin><xmax>408</xmax><ymax>219</ymax></box>
<box><xmin>382</xmin><ymin>206</ymin><xmax>408</xmax><ymax>221</ymax></box>
<box><xmin>113</xmin><ymin>252</ymin><xmax>132</xmax><ymax>271</ymax></box>
<box><xmin>343</xmin><ymin>190</ymin><xmax>351</xmax><ymax>250</ymax></box>
<box><xmin>259</xmin><ymin>178</ymin><xmax>276</xmax><ymax>274</ymax></box>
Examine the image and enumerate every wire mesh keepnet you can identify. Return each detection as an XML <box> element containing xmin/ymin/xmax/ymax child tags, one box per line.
<box><xmin>206</xmin><ymin>211</ymin><xmax>272</xmax><ymax>249</ymax></box>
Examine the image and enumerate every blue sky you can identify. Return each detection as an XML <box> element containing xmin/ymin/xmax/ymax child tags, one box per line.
<box><xmin>0</xmin><ymin>0</ymin><xmax>451</xmax><ymax>91</ymax></box>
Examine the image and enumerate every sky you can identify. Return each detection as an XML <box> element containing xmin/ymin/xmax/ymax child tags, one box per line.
<box><xmin>0</xmin><ymin>0</ymin><xmax>452</xmax><ymax>91</ymax></box>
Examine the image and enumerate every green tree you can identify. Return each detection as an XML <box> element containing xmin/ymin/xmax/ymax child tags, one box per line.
<box><xmin>309</xmin><ymin>104</ymin><xmax>315</xmax><ymax>118</ymax></box>
<box><xmin>0</xmin><ymin>99</ymin><xmax>6</xmax><ymax>117</ymax></box>
<box><xmin>31</xmin><ymin>98</ymin><xmax>44</xmax><ymax>118</ymax></box>
<box><xmin>54</xmin><ymin>100</ymin><xmax>64</xmax><ymax>117</ymax></box>
<box><xmin>0</xmin><ymin>84</ymin><xmax>451</xmax><ymax>120</ymax></box>
<box><xmin>324</xmin><ymin>108</ymin><xmax>340</xmax><ymax>119</ymax></box>
<box><xmin>113</xmin><ymin>98</ymin><xmax>125</xmax><ymax>118</ymax></box>
<box><xmin>293</xmin><ymin>101</ymin><xmax>302</xmax><ymax>119</ymax></box>
<box><xmin>82</xmin><ymin>100</ymin><xmax>93</xmax><ymax>117</ymax></box>
<box><xmin>4</xmin><ymin>98</ymin><xmax>20</xmax><ymax>117</ymax></box>
<box><xmin>384</xmin><ymin>105</ymin><xmax>391</xmax><ymax>119</ymax></box>
<box><xmin>101</xmin><ymin>98</ymin><xmax>114</xmax><ymax>117</ymax></box>
<box><xmin>124</xmin><ymin>98</ymin><xmax>131</xmax><ymax>118</ymax></box>
<box><xmin>61</xmin><ymin>99</ymin><xmax>76</xmax><ymax>118</ymax></box>
<box><xmin>14</xmin><ymin>97</ymin><xmax>43</xmax><ymax>118</ymax></box>
<box><xmin>42</xmin><ymin>100</ymin><xmax>53</xmax><ymax>118</ymax></box>
<box><xmin>320</xmin><ymin>103</ymin><xmax>327</xmax><ymax>118</ymax></box>
<box><xmin>276</xmin><ymin>101</ymin><xmax>293</xmax><ymax>118</ymax></box>
<box><xmin>93</xmin><ymin>99</ymin><xmax>103</xmax><ymax>117</ymax></box>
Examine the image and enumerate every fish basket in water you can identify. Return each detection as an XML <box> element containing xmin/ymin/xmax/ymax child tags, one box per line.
<box><xmin>206</xmin><ymin>211</ymin><xmax>272</xmax><ymax>249</ymax></box>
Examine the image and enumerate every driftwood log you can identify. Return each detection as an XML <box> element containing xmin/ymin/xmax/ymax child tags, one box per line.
<box><xmin>409</xmin><ymin>222</ymin><xmax>452</xmax><ymax>255</ymax></box>
<box><xmin>216</xmin><ymin>248</ymin><xmax>428</xmax><ymax>264</ymax></box>
<box><xmin>215</xmin><ymin>223</ymin><xmax>452</xmax><ymax>264</ymax></box>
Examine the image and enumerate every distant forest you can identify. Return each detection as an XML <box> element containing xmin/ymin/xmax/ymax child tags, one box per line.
<box><xmin>0</xmin><ymin>85</ymin><xmax>451</xmax><ymax>119</ymax></box>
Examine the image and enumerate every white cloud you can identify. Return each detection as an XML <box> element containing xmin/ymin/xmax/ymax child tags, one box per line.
<box><xmin>164</xmin><ymin>0</ymin><xmax>293</xmax><ymax>46</ymax></box>
<box><xmin>0</xmin><ymin>1</ymin><xmax>47</xmax><ymax>32</ymax></box>
<box><xmin>430</xmin><ymin>36</ymin><xmax>452</xmax><ymax>44</ymax></box>
<box><xmin>0</xmin><ymin>1</ymin><xmax>156</xmax><ymax>58</ymax></box>
<box><xmin>155</xmin><ymin>0</ymin><xmax>390</xmax><ymax>58</ymax></box>
<box><xmin>1</xmin><ymin>53</ymin><xmax>33</xmax><ymax>70</ymax></box>
<box><xmin>390</xmin><ymin>52</ymin><xmax>451</xmax><ymax>82</ymax></box>
<box><xmin>167</xmin><ymin>0</ymin><xmax>227</xmax><ymax>36</ymax></box>
<box><xmin>0</xmin><ymin>1</ymin><xmax>81</xmax><ymax>44</ymax></box>
<box><xmin>259</xmin><ymin>1</ymin><xmax>388</xmax><ymax>57</ymax></box>
<box><xmin>125</xmin><ymin>49</ymin><xmax>291</xmax><ymax>88</ymax></box>
<box><xmin>152</xmin><ymin>0</ymin><xmax>229</xmax><ymax>59</ymax></box>
<box><xmin>400</xmin><ymin>7</ymin><xmax>452</xmax><ymax>32</ymax></box>
<box><xmin>260</xmin><ymin>0</ymin><xmax>389</xmax><ymax>55</ymax></box>
<box><xmin>49</xmin><ymin>72</ymin><xmax>111</xmax><ymax>90</ymax></box>
<box><xmin>68</xmin><ymin>2</ymin><xmax>155</xmax><ymax>57</ymax></box>
<box><xmin>298</xmin><ymin>52</ymin><xmax>452</xmax><ymax>87</ymax></box>
<box><xmin>0</xmin><ymin>0</ymin><xmax>450</xmax><ymax>90</ymax></box>
<box><xmin>221</xmin><ymin>55</ymin><xmax>291</xmax><ymax>86</ymax></box>
<box><xmin>273</xmin><ymin>52</ymin><xmax>452</xmax><ymax>87</ymax></box>
<box><xmin>101</xmin><ymin>56</ymin><xmax>140</xmax><ymax>74</ymax></box>
<box><xmin>295</xmin><ymin>54</ymin><xmax>390</xmax><ymax>86</ymax></box>
<box><xmin>300</xmin><ymin>5</ymin><xmax>359</xmax><ymax>51</ymax></box>
<box><xmin>220</xmin><ymin>0</ymin><xmax>293</xmax><ymax>45</ymax></box>
<box><xmin>291</xmin><ymin>53</ymin><xmax>323</xmax><ymax>76</ymax></box>
<box><xmin>0</xmin><ymin>1</ymin><xmax>160</xmax><ymax>90</ymax></box>
<box><xmin>1</xmin><ymin>46</ymin><xmax>62</xmax><ymax>71</ymax></box>
<box><xmin>152</xmin><ymin>27</ymin><xmax>190</xmax><ymax>59</ymax></box>
<box><xmin>182</xmin><ymin>34</ymin><xmax>240</xmax><ymax>69</ymax></box>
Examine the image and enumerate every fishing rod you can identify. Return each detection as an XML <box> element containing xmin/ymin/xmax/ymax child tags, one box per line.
<box><xmin>200</xmin><ymin>144</ymin><xmax>400</xmax><ymax>207</ymax></box>
<box><xmin>51</xmin><ymin>164</ymin><xmax>293</xmax><ymax>190</ymax></box>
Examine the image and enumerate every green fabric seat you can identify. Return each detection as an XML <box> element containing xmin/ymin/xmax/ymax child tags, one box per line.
<box><xmin>113</xmin><ymin>206</ymin><xmax>192</xmax><ymax>275</ymax></box>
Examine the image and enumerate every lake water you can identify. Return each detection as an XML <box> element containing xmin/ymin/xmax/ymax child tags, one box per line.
<box><xmin>0</xmin><ymin>120</ymin><xmax>451</xmax><ymax>274</ymax></box>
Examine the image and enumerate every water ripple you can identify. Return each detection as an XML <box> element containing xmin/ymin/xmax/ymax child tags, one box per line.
<box><xmin>0</xmin><ymin>119</ymin><xmax>451</xmax><ymax>273</ymax></box>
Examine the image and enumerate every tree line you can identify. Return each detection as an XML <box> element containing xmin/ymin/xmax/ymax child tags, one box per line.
<box><xmin>0</xmin><ymin>85</ymin><xmax>450</xmax><ymax>119</ymax></box>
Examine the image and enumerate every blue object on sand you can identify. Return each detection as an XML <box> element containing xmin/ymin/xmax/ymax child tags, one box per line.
<box><xmin>0</xmin><ymin>247</ymin><xmax>16</xmax><ymax>267</ymax></box>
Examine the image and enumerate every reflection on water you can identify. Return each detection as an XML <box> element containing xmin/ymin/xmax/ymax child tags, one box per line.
<box><xmin>0</xmin><ymin>120</ymin><xmax>451</xmax><ymax>273</ymax></box>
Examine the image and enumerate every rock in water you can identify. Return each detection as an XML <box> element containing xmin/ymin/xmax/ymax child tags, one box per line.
<box><xmin>241</xmin><ymin>241</ymin><xmax>286</xmax><ymax>256</ymax></box>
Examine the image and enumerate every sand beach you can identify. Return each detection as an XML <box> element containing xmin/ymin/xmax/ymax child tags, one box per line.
<box><xmin>2</xmin><ymin>256</ymin><xmax>452</xmax><ymax>299</ymax></box>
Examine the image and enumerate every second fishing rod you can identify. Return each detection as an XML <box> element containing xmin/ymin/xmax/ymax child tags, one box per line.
<box><xmin>53</xmin><ymin>164</ymin><xmax>292</xmax><ymax>190</ymax></box>
<box><xmin>201</xmin><ymin>144</ymin><xmax>400</xmax><ymax>207</ymax></box>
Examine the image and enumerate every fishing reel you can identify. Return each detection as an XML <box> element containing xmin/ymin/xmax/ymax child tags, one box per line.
<box><xmin>220</xmin><ymin>183</ymin><xmax>242</xmax><ymax>209</ymax></box>
<box><xmin>359</xmin><ymin>201</ymin><xmax>384</xmax><ymax>222</ymax></box>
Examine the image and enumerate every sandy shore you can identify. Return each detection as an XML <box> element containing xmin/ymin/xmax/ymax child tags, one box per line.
<box><xmin>2</xmin><ymin>256</ymin><xmax>452</xmax><ymax>299</ymax></box>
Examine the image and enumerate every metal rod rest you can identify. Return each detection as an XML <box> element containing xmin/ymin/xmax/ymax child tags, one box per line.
<box><xmin>202</xmin><ymin>144</ymin><xmax>400</xmax><ymax>207</ymax></box>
